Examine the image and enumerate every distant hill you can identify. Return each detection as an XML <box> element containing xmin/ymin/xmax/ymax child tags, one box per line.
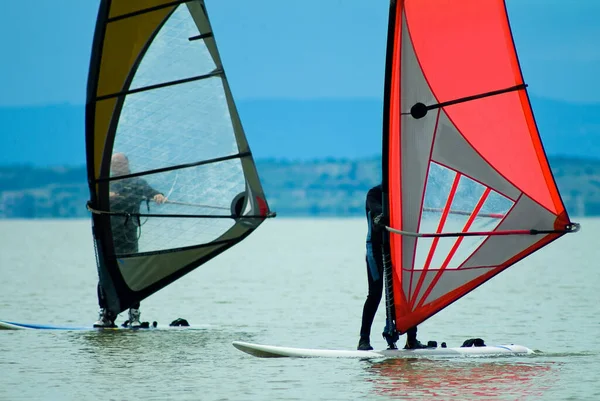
<box><xmin>1</xmin><ymin>156</ymin><xmax>599</xmax><ymax>218</ymax></box>
<box><xmin>1</xmin><ymin>96</ymin><xmax>600</xmax><ymax>166</ymax></box>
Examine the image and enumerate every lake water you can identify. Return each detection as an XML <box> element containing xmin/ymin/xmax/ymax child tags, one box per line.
<box><xmin>0</xmin><ymin>218</ymin><xmax>599</xmax><ymax>400</ymax></box>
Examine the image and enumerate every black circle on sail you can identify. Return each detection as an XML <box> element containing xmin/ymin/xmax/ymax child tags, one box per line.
<box><xmin>410</xmin><ymin>102</ymin><xmax>428</xmax><ymax>119</ymax></box>
<box><xmin>230</xmin><ymin>192</ymin><xmax>247</xmax><ymax>218</ymax></box>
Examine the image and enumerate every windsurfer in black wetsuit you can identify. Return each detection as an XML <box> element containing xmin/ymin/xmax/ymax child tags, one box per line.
<box><xmin>94</xmin><ymin>153</ymin><xmax>166</xmax><ymax>328</ymax></box>
<box><xmin>357</xmin><ymin>184</ymin><xmax>426</xmax><ymax>351</ymax></box>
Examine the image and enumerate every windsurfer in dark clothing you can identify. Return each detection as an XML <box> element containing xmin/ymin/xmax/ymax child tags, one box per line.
<box><xmin>94</xmin><ymin>153</ymin><xmax>166</xmax><ymax>328</ymax></box>
<box><xmin>358</xmin><ymin>184</ymin><xmax>426</xmax><ymax>351</ymax></box>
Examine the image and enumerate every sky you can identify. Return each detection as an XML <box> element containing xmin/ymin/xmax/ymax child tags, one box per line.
<box><xmin>1</xmin><ymin>0</ymin><xmax>599</xmax><ymax>106</ymax></box>
<box><xmin>0</xmin><ymin>0</ymin><xmax>599</xmax><ymax>164</ymax></box>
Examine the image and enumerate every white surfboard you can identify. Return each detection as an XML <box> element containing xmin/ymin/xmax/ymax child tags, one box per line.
<box><xmin>232</xmin><ymin>341</ymin><xmax>534</xmax><ymax>359</ymax></box>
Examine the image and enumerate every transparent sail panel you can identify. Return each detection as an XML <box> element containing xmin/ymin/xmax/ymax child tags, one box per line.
<box><xmin>421</xmin><ymin>163</ymin><xmax>457</xmax><ymax>214</ymax></box>
<box><xmin>413</xmin><ymin>163</ymin><xmax>514</xmax><ymax>270</ymax></box>
<box><xmin>418</xmin><ymin>175</ymin><xmax>485</xmax><ymax>270</ymax></box>
<box><xmin>115</xmin><ymin>77</ymin><xmax>236</xmax><ymax>169</ymax></box>
<box><xmin>447</xmin><ymin>190</ymin><xmax>513</xmax><ymax>269</ymax></box>
<box><xmin>130</xmin><ymin>5</ymin><xmax>217</xmax><ymax>90</ymax></box>
<box><xmin>409</xmin><ymin>163</ymin><xmax>515</xmax><ymax>307</ymax></box>
<box><xmin>413</xmin><ymin>163</ymin><xmax>456</xmax><ymax>269</ymax></box>
<box><xmin>108</xmin><ymin>159</ymin><xmax>244</xmax><ymax>254</ymax></box>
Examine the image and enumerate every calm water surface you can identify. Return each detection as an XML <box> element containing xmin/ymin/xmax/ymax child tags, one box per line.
<box><xmin>0</xmin><ymin>218</ymin><xmax>599</xmax><ymax>400</ymax></box>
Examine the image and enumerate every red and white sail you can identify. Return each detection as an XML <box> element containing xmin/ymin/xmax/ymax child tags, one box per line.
<box><xmin>382</xmin><ymin>0</ymin><xmax>577</xmax><ymax>333</ymax></box>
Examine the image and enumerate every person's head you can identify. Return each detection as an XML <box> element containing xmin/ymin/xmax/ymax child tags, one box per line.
<box><xmin>111</xmin><ymin>152</ymin><xmax>130</xmax><ymax>176</ymax></box>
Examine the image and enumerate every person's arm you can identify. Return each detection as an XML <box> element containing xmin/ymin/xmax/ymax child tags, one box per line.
<box><xmin>367</xmin><ymin>187</ymin><xmax>389</xmax><ymax>228</ymax></box>
<box><xmin>140</xmin><ymin>180</ymin><xmax>166</xmax><ymax>204</ymax></box>
<box><xmin>366</xmin><ymin>187</ymin><xmax>383</xmax><ymax>217</ymax></box>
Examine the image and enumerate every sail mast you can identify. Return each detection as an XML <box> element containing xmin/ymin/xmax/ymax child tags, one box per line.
<box><xmin>381</xmin><ymin>0</ymin><xmax>401</xmax><ymax>341</ymax></box>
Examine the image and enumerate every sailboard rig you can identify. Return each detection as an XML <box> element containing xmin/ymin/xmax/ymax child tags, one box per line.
<box><xmin>380</xmin><ymin>0</ymin><xmax>579</xmax><ymax>337</ymax></box>
<box><xmin>85</xmin><ymin>0</ymin><xmax>274</xmax><ymax>317</ymax></box>
<box><xmin>231</xmin><ymin>0</ymin><xmax>575</xmax><ymax>359</ymax></box>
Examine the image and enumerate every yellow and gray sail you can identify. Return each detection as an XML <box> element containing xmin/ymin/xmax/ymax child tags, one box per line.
<box><xmin>85</xmin><ymin>0</ymin><xmax>274</xmax><ymax>315</ymax></box>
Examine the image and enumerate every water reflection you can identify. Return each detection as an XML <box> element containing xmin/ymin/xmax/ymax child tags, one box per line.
<box><xmin>365</xmin><ymin>357</ymin><xmax>556</xmax><ymax>400</ymax></box>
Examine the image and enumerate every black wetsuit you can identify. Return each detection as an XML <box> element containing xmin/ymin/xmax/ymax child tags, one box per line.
<box><xmin>97</xmin><ymin>177</ymin><xmax>162</xmax><ymax>311</ymax></box>
<box><xmin>360</xmin><ymin>185</ymin><xmax>385</xmax><ymax>338</ymax></box>
<box><xmin>359</xmin><ymin>184</ymin><xmax>418</xmax><ymax>345</ymax></box>
<box><xmin>109</xmin><ymin>177</ymin><xmax>161</xmax><ymax>255</ymax></box>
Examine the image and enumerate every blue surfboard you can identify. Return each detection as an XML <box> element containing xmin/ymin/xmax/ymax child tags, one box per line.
<box><xmin>0</xmin><ymin>319</ymin><xmax>196</xmax><ymax>331</ymax></box>
<box><xmin>0</xmin><ymin>320</ymin><xmax>90</xmax><ymax>330</ymax></box>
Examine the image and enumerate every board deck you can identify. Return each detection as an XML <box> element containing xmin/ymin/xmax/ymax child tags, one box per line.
<box><xmin>232</xmin><ymin>341</ymin><xmax>534</xmax><ymax>359</ymax></box>
<box><xmin>0</xmin><ymin>319</ymin><xmax>201</xmax><ymax>331</ymax></box>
